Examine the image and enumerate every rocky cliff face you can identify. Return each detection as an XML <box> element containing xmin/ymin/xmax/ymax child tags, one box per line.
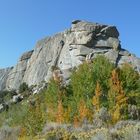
<box><xmin>0</xmin><ymin>20</ymin><xmax>140</xmax><ymax>91</ymax></box>
<box><xmin>0</xmin><ymin>68</ymin><xmax>12</xmax><ymax>91</ymax></box>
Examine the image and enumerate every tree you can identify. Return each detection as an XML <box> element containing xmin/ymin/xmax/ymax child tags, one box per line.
<box><xmin>56</xmin><ymin>99</ymin><xmax>64</xmax><ymax>124</ymax></box>
<box><xmin>46</xmin><ymin>79</ymin><xmax>61</xmax><ymax>110</ymax></box>
<box><xmin>91</xmin><ymin>56</ymin><xmax>114</xmax><ymax>107</ymax></box>
<box><xmin>70</xmin><ymin>62</ymin><xmax>94</xmax><ymax>101</ymax></box>
<box><xmin>119</xmin><ymin>63</ymin><xmax>140</xmax><ymax>106</ymax></box>
<box><xmin>69</xmin><ymin>56</ymin><xmax>114</xmax><ymax>109</ymax></box>
<box><xmin>92</xmin><ymin>82</ymin><xmax>102</xmax><ymax>111</ymax></box>
<box><xmin>46</xmin><ymin>78</ymin><xmax>67</xmax><ymax>122</ymax></box>
<box><xmin>23</xmin><ymin>97</ymin><xmax>46</xmax><ymax>136</ymax></box>
<box><xmin>63</xmin><ymin>106</ymin><xmax>71</xmax><ymax>123</ymax></box>
<box><xmin>108</xmin><ymin>69</ymin><xmax>128</xmax><ymax>123</ymax></box>
<box><xmin>78</xmin><ymin>100</ymin><xmax>88</xmax><ymax>123</ymax></box>
<box><xmin>73</xmin><ymin>115</ymin><xmax>79</xmax><ymax>128</ymax></box>
<box><xmin>119</xmin><ymin>63</ymin><xmax>140</xmax><ymax>93</ymax></box>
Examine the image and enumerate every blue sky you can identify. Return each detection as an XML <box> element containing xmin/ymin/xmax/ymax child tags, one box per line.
<box><xmin>0</xmin><ymin>0</ymin><xmax>140</xmax><ymax>68</ymax></box>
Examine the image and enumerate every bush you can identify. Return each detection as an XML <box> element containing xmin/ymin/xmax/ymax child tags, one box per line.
<box><xmin>70</xmin><ymin>62</ymin><xmax>94</xmax><ymax>102</ymax></box>
<box><xmin>22</xmin><ymin>97</ymin><xmax>46</xmax><ymax>136</ymax></box>
<box><xmin>45</xmin><ymin>56</ymin><xmax>115</xmax><ymax>124</ymax></box>
<box><xmin>45</xmin><ymin>78</ymin><xmax>68</xmax><ymax>122</ymax></box>
<box><xmin>0</xmin><ymin>101</ymin><xmax>28</xmax><ymax>127</ymax></box>
<box><xmin>69</xmin><ymin>55</ymin><xmax>114</xmax><ymax>109</ymax></box>
<box><xmin>119</xmin><ymin>64</ymin><xmax>140</xmax><ymax>106</ymax></box>
<box><xmin>119</xmin><ymin>63</ymin><xmax>140</xmax><ymax>93</ymax></box>
<box><xmin>0</xmin><ymin>90</ymin><xmax>17</xmax><ymax>104</ymax></box>
<box><xmin>19</xmin><ymin>82</ymin><xmax>29</xmax><ymax>93</ymax></box>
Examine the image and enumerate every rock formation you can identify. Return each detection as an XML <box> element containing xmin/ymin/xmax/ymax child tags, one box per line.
<box><xmin>0</xmin><ymin>20</ymin><xmax>140</xmax><ymax>91</ymax></box>
<box><xmin>0</xmin><ymin>68</ymin><xmax>12</xmax><ymax>91</ymax></box>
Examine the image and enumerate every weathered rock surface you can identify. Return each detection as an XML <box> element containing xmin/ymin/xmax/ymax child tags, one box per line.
<box><xmin>6</xmin><ymin>50</ymin><xmax>33</xmax><ymax>90</ymax></box>
<box><xmin>0</xmin><ymin>20</ymin><xmax>140</xmax><ymax>90</ymax></box>
<box><xmin>0</xmin><ymin>68</ymin><xmax>12</xmax><ymax>91</ymax></box>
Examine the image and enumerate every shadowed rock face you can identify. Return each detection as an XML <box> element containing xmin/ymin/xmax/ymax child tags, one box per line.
<box><xmin>0</xmin><ymin>20</ymin><xmax>140</xmax><ymax>91</ymax></box>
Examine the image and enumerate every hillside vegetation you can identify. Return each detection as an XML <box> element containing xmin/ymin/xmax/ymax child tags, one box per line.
<box><xmin>0</xmin><ymin>56</ymin><xmax>140</xmax><ymax>140</ymax></box>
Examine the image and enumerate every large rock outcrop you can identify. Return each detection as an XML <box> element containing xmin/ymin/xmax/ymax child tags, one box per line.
<box><xmin>6</xmin><ymin>50</ymin><xmax>33</xmax><ymax>90</ymax></box>
<box><xmin>0</xmin><ymin>20</ymin><xmax>140</xmax><ymax>91</ymax></box>
<box><xmin>0</xmin><ymin>68</ymin><xmax>12</xmax><ymax>91</ymax></box>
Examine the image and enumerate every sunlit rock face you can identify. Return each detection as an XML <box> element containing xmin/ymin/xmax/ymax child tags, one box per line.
<box><xmin>6</xmin><ymin>50</ymin><xmax>33</xmax><ymax>90</ymax></box>
<box><xmin>0</xmin><ymin>68</ymin><xmax>12</xmax><ymax>91</ymax></box>
<box><xmin>0</xmin><ymin>20</ymin><xmax>140</xmax><ymax>91</ymax></box>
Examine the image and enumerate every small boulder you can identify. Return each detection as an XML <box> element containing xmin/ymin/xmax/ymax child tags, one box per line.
<box><xmin>12</xmin><ymin>94</ymin><xmax>23</xmax><ymax>103</ymax></box>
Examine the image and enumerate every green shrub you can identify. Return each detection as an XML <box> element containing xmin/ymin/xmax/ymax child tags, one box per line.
<box><xmin>0</xmin><ymin>90</ymin><xmax>17</xmax><ymax>103</ymax></box>
<box><xmin>119</xmin><ymin>64</ymin><xmax>140</xmax><ymax>106</ymax></box>
<box><xmin>91</xmin><ymin>56</ymin><xmax>114</xmax><ymax>106</ymax></box>
<box><xmin>45</xmin><ymin>56</ymin><xmax>116</xmax><ymax>124</ymax></box>
<box><xmin>0</xmin><ymin>101</ymin><xmax>28</xmax><ymax>127</ymax></box>
<box><xmin>22</xmin><ymin>97</ymin><xmax>46</xmax><ymax>136</ymax></box>
<box><xmin>119</xmin><ymin>64</ymin><xmax>140</xmax><ymax>93</ymax></box>
<box><xmin>19</xmin><ymin>82</ymin><xmax>29</xmax><ymax>93</ymax></box>
<box><xmin>70</xmin><ymin>62</ymin><xmax>94</xmax><ymax>102</ymax></box>
<box><xmin>69</xmin><ymin>55</ymin><xmax>114</xmax><ymax>108</ymax></box>
<box><xmin>1</xmin><ymin>54</ymin><xmax>139</xmax><ymax>138</ymax></box>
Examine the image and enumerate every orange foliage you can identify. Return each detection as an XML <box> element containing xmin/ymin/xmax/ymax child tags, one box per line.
<box><xmin>92</xmin><ymin>82</ymin><xmax>102</xmax><ymax>111</ymax></box>
<box><xmin>109</xmin><ymin>69</ymin><xmax>128</xmax><ymax>123</ymax></box>
<box><xmin>47</xmin><ymin>103</ymin><xmax>56</xmax><ymax>121</ymax></box>
<box><xmin>79</xmin><ymin>100</ymin><xmax>88</xmax><ymax>122</ymax></box>
<box><xmin>110</xmin><ymin>69</ymin><xmax>128</xmax><ymax>105</ymax></box>
<box><xmin>56</xmin><ymin>99</ymin><xmax>64</xmax><ymax>124</ymax></box>
<box><xmin>73</xmin><ymin>115</ymin><xmax>79</xmax><ymax>128</ymax></box>
<box><xmin>19</xmin><ymin>127</ymin><xmax>27</xmax><ymax>138</ymax></box>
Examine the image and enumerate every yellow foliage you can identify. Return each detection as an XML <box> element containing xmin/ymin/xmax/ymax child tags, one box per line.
<box><xmin>73</xmin><ymin>115</ymin><xmax>79</xmax><ymax>128</ymax></box>
<box><xmin>19</xmin><ymin>127</ymin><xmax>27</xmax><ymax>138</ymax></box>
<box><xmin>86</xmin><ymin>108</ymin><xmax>93</xmax><ymax>123</ymax></box>
<box><xmin>47</xmin><ymin>103</ymin><xmax>56</xmax><ymax>122</ymax></box>
<box><xmin>56</xmin><ymin>99</ymin><xmax>64</xmax><ymax>124</ymax></box>
<box><xmin>108</xmin><ymin>69</ymin><xmax>128</xmax><ymax>123</ymax></box>
<box><xmin>22</xmin><ymin>97</ymin><xmax>46</xmax><ymax>136</ymax></box>
<box><xmin>64</xmin><ymin>106</ymin><xmax>71</xmax><ymax>123</ymax></box>
<box><xmin>112</xmin><ymin>105</ymin><xmax>121</xmax><ymax>124</ymax></box>
<box><xmin>79</xmin><ymin>100</ymin><xmax>88</xmax><ymax>122</ymax></box>
<box><xmin>92</xmin><ymin>82</ymin><xmax>102</xmax><ymax>111</ymax></box>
